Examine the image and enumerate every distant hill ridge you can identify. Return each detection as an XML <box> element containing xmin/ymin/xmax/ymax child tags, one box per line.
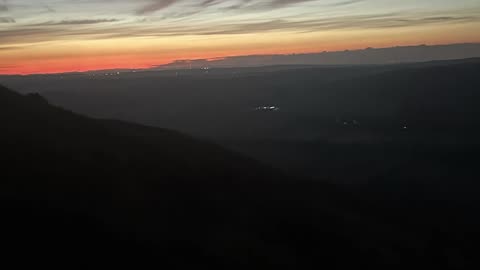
<box><xmin>155</xmin><ymin>43</ymin><xmax>480</xmax><ymax>70</ymax></box>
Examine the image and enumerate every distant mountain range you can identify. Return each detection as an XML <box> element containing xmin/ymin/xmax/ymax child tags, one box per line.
<box><xmin>154</xmin><ymin>43</ymin><xmax>480</xmax><ymax>69</ymax></box>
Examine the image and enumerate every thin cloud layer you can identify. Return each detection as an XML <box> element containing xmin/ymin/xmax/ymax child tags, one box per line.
<box><xmin>0</xmin><ymin>16</ymin><xmax>14</xmax><ymax>23</ymax></box>
<box><xmin>135</xmin><ymin>0</ymin><xmax>320</xmax><ymax>14</ymax></box>
<box><xmin>40</xmin><ymin>19</ymin><xmax>120</xmax><ymax>25</ymax></box>
<box><xmin>0</xmin><ymin>0</ymin><xmax>7</xmax><ymax>12</ymax></box>
<box><xmin>1</xmin><ymin>8</ymin><xmax>478</xmax><ymax>44</ymax></box>
<box><xmin>136</xmin><ymin>0</ymin><xmax>179</xmax><ymax>15</ymax></box>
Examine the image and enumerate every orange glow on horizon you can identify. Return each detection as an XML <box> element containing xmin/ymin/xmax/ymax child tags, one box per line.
<box><xmin>2</xmin><ymin>24</ymin><xmax>479</xmax><ymax>75</ymax></box>
<box><xmin>0</xmin><ymin>46</ymin><xmax>337</xmax><ymax>75</ymax></box>
<box><xmin>2</xmin><ymin>0</ymin><xmax>480</xmax><ymax>75</ymax></box>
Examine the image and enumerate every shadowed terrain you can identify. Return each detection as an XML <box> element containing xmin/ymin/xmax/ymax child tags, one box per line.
<box><xmin>5</xmin><ymin>58</ymin><xmax>479</xmax><ymax>182</ymax></box>
<box><xmin>2</xmin><ymin>58</ymin><xmax>480</xmax><ymax>268</ymax></box>
<box><xmin>0</xmin><ymin>84</ymin><xmax>399</xmax><ymax>269</ymax></box>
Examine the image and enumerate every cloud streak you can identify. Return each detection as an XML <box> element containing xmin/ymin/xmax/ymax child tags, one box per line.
<box><xmin>40</xmin><ymin>19</ymin><xmax>120</xmax><ymax>25</ymax></box>
<box><xmin>0</xmin><ymin>0</ymin><xmax>7</xmax><ymax>12</ymax></box>
<box><xmin>2</xmin><ymin>9</ymin><xmax>478</xmax><ymax>45</ymax></box>
<box><xmin>136</xmin><ymin>0</ymin><xmax>179</xmax><ymax>15</ymax></box>
<box><xmin>0</xmin><ymin>16</ymin><xmax>14</xmax><ymax>23</ymax></box>
<box><xmin>134</xmin><ymin>0</ymin><xmax>329</xmax><ymax>16</ymax></box>
<box><xmin>0</xmin><ymin>45</ymin><xmax>22</xmax><ymax>50</ymax></box>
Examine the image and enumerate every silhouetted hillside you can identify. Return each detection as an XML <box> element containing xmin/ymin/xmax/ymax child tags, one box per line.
<box><xmin>0</xmin><ymin>84</ymin><xmax>399</xmax><ymax>269</ymax></box>
<box><xmin>1</xmin><ymin>78</ymin><xmax>479</xmax><ymax>268</ymax></box>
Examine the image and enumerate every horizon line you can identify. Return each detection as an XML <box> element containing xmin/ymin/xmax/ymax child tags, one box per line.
<box><xmin>1</xmin><ymin>42</ymin><xmax>479</xmax><ymax>76</ymax></box>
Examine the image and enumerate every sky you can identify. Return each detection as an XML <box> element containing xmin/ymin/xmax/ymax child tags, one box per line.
<box><xmin>1</xmin><ymin>0</ymin><xmax>480</xmax><ymax>74</ymax></box>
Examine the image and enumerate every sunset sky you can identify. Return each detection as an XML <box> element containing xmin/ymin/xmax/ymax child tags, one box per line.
<box><xmin>1</xmin><ymin>0</ymin><xmax>480</xmax><ymax>74</ymax></box>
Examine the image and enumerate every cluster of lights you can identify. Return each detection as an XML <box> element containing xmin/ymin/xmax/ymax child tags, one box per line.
<box><xmin>88</xmin><ymin>72</ymin><xmax>121</xmax><ymax>77</ymax></box>
<box><xmin>104</xmin><ymin>72</ymin><xmax>121</xmax><ymax>76</ymax></box>
<box><xmin>255</xmin><ymin>106</ymin><xmax>280</xmax><ymax>111</ymax></box>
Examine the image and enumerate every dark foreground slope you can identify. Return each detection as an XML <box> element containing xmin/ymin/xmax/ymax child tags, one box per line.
<box><xmin>0</xmin><ymin>85</ymin><xmax>477</xmax><ymax>269</ymax></box>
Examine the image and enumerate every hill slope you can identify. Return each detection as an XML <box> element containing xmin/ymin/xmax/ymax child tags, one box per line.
<box><xmin>0</xmin><ymin>84</ymin><xmax>476</xmax><ymax>269</ymax></box>
<box><xmin>0</xmin><ymin>85</ymin><xmax>374</xmax><ymax>269</ymax></box>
